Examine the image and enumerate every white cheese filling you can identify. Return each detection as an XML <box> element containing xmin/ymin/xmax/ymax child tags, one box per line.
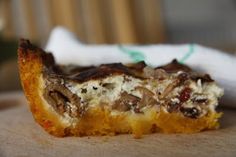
<box><xmin>66</xmin><ymin>75</ymin><xmax>146</xmax><ymax>106</ymax></box>
<box><xmin>66</xmin><ymin>74</ymin><xmax>223</xmax><ymax>115</ymax></box>
<box><xmin>189</xmin><ymin>80</ymin><xmax>224</xmax><ymax>112</ymax></box>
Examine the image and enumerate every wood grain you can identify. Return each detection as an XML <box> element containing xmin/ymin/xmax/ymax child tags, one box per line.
<box><xmin>0</xmin><ymin>92</ymin><xmax>235</xmax><ymax>157</ymax></box>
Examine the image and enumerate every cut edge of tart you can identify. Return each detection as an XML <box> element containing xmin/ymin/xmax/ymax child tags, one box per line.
<box><xmin>18</xmin><ymin>39</ymin><xmax>224</xmax><ymax>138</ymax></box>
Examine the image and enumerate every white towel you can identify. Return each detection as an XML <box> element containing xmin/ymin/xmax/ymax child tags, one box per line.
<box><xmin>45</xmin><ymin>27</ymin><xmax>236</xmax><ymax>107</ymax></box>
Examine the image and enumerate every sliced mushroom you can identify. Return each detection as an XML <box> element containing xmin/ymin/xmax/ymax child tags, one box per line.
<box><xmin>43</xmin><ymin>83</ymin><xmax>82</xmax><ymax>117</ymax></box>
<box><xmin>159</xmin><ymin>80</ymin><xmax>179</xmax><ymax>99</ymax></box>
<box><xmin>135</xmin><ymin>87</ymin><xmax>158</xmax><ymax>108</ymax></box>
<box><xmin>159</xmin><ymin>73</ymin><xmax>189</xmax><ymax>99</ymax></box>
<box><xmin>112</xmin><ymin>92</ymin><xmax>141</xmax><ymax>112</ymax></box>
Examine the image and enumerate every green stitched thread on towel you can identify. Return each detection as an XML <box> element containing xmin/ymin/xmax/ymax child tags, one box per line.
<box><xmin>118</xmin><ymin>45</ymin><xmax>145</xmax><ymax>62</ymax></box>
<box><xmin>118</xmin><ymin>44</ymin><xmax>195</xmax><ymax>65</ymax></box>
<box><xmin>179</xmin><ymin>44</ymin><xmax>195</xmax><ymax>64</ymax></box>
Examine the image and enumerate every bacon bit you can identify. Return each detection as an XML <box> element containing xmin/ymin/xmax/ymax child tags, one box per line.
<box><xmin>179</xmin><ymin>87</ymin><xmax>192</xmax><ymax>102</ymax></box>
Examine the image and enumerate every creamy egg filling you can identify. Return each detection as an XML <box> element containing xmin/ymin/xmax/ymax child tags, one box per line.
<box><xmin>63</xmin><ymin>73</ymin><xmax>223</xmax><ymax>119</ymax></box>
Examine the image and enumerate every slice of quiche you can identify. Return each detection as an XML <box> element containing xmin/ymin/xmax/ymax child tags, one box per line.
<box><xmin>18</xmin><ymin>39</ymin><xmax>224</xmax><ymax>138</ymax></box>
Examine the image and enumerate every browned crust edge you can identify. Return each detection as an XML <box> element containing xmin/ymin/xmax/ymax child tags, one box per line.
<box><xmin>18</xmin><ymin>39</ymin><xmax>66</xmax><ymax>136</ymax></box>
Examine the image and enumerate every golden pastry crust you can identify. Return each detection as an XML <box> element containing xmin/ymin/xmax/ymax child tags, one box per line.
<box><xmin>18</xmin><ymin>39</ymin><xmax>222</xmax><ymax>138</ymax></box>
<box><xmin>18</xmin><ymin>40</ymin><xmax>66</xmax><ymax>136</ymax></box>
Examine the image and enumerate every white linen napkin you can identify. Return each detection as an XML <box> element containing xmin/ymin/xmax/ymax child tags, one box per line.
<box><xmin>45</xmin><ymin>27</ymin><xmax>236</xmax><ymax>107</ymax></box>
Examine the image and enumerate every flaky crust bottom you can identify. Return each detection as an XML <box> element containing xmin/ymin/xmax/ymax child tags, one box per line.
<box><xmin>18</xmin><ymin>39</ymin><xmax>222</xmax><ymax>138</ymax></box>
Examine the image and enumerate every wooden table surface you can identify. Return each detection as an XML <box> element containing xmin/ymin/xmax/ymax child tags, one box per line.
<box><xmin>0</xmin><ymin>92</ymin><xmax>236</xmax><ymax>157</ymax></box>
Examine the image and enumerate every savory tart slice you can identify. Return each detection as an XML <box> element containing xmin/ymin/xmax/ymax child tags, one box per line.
<box><xmin>18</xmin><ymin>39</ymin><xmax>224</xmax><ymax>138</ymax></box>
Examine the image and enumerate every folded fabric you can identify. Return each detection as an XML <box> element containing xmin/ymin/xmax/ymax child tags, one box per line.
<box><xmin>45</xmin><ymin>27</ymin><xmax>236</xmax><ymax>108</ymax></box>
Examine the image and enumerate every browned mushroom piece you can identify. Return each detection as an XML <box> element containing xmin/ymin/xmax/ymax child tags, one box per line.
<box><xmin>135</xmin><ymin>87</ymin><xmax>159</xmax><ymax>108</ymax></box>
<box><xmin>43</xmin><ymin>82</ymin><xmax>82</xmax><ymax>117</ymax></box>
<box><xmin>112</xmin><ymin>92</ymin><xmax>141</xmax><ymax>112</ymax></box>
